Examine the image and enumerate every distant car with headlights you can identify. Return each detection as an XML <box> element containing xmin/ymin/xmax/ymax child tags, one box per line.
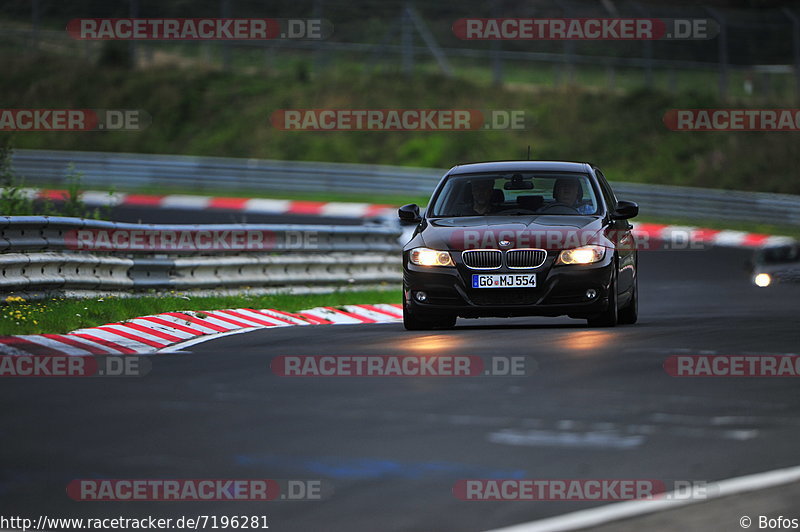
<box><xmin>751</xmin><ymin>241</ymin><xmax>800</xmax><ymax>287</ymax></box>
<box><xmin>399</xmin><ymin>161</ymin><xmax>639</xmax><ymax>330</ymax></box>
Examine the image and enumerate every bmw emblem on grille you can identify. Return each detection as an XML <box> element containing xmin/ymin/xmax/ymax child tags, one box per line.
<box><xmin>499</xmin><ymin>240</ymin><xmax>512</xmax><ymax>247</ymax></box>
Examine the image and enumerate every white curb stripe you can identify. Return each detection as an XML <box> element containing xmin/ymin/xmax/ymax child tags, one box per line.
<box><xmin>127</xmin><ymin>318</ymin><xmax>196</xmax><ymax>339</ymax></box>
<box><xmin>373</xmin><ymin>303</ymin><xmax>404</xmax><ymax>317</ymax></box>
<box><xmin>161</xmin><ymin>195</ymin><xmax>213</xmax><ymax>209</ymax></box>
<box><xmin>243</xmin><ymin>198</ymin><xmax>292</xmax><ymax>213</ymax></box>
<box><xmin>204</xmin><ymin>312</ymin><xmax>266</xmax><ymax>329</ymax></box>
<box><xmin>217</xmin><ymin>308</ymin><xmax>290</xmax><ymax>327</ymax></box>
<box><xmin>299</xmin><ymin>308</ymin><xmax>365</xmax><ymax>324</ymax></box>
<box><xmin>255</xmin><ymin>309</ymin><xmax>309</xmax><ymax>325</ymax></box>
<box><xmin>16</xmin><ymin>335</ymin><xmax>93</xmax><ymax>356</ymax></box>
<box><xmin>0</xmin><ymin>343</ymin><xmax>34</xmax><ymax>356</ymax></box>
<box><xmin>81</xmin><ymin>191</ymin><xmax>126</xmax><ymax>206</ymax></box>
<box><xmin>342</xmin><ymin>305</ymin><xmax>402</xmax><ymax>322</ymax></box>
<box><xmin>153</xmin><ymin>314</ymin><xmax>222</xmax><ymax>335</ymax></box>
<box><xmin>482</xmin><ymin>464</ymin><xmax>800</xmax><ymax>532</ymax></box>
<box><xmin>53</xmin><ymin>334</ymin><xmax>123</xmax><ymax>354</ymax></box>
<box><xmin>97</xmin><ymin>324</ymin><xmax>171</xmax><ymax>346</ymax></box>
<box><xmin>185</xmin><ymin>314</ymin><xmax>247</xmax><ymax>331</ymax></box>
<box><xmin>712</xmin><ymin>230</ymin><xmax>749</xmax><ymax>247</ymax></box>
<box><xmin>69</xmin><ymin>328</ymin><xmax>156</xmax><ymax>351</ymax></box>
<box><xmin>320</xmin><ymin>202</ymin><xmax>371</xmax><ymax>217</ymax></box>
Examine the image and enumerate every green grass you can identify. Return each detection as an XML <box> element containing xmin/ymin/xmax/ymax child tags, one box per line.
<box><xmin>3</xmin><ymin>50</ymin><xmax>800</xmax><ymax>196</ymax></box>
<box><xmin>0</xmin><ymin>289</ymin><xmax>401</xmax><ymax>335</ymax></box>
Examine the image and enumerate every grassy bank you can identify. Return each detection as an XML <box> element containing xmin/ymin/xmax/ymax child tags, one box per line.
<box><xmin>3</xmin><ymin>52</ymin><xmax>800</xmax><ymax>195</ymax></box>
<box><xmin>0</xmin><ymin>290</ymin><xmax>401</xmax><ymax>336</ymax></box>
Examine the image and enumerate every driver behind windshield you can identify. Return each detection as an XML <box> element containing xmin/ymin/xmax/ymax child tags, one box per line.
<box><xmin>552</xmin><ymin>178</ymin><xmax>594</xmax><ymax>214</ymax></box>
<box><xmin>465</xmin><ymin>178</ymin><xmax>497</xmax><ymax>215</ymax></box>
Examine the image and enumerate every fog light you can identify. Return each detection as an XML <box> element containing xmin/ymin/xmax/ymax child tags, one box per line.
<box><xmin>585</xmin><ymin>289</ymin><xmax>597</xmax><ymax>299</ymax></box>
<box><xmin>414</xmin><ymin>291</ymin><xmax>428</xmax><ymax>302</ymax></box>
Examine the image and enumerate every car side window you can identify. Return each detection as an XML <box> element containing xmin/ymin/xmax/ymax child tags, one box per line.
<box><xmin>594</xmin><ymin>169</ymin><xmax>618</xmax><ymax>213</ymax></box>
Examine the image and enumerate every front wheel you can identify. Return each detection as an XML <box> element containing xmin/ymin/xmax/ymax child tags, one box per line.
<box><xmin>618</xmin><ymin>274</ymin><xmax>638</xmax><ymax>325</ymax></box>
<box><xmin>403</xmin><ymin>303</ymin><xmax>456</xmax><ymax>330</ymax></box>
<box><xmin>587</xmin><ymin>275</ymin><xmax>618</xmax><ymax>328</ymax></box>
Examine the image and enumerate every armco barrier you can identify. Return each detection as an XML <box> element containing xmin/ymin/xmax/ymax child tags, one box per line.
<box><xmin>11</xmin><ymin>149</ymin><xmax>800</xmax><ymax>227</ymax></box>
<box><xmin>0</xmin><ymin>217</ymin><xmax>402</xmax><ymax>294</ymax></box>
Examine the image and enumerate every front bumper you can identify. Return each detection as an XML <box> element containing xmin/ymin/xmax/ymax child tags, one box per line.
<box><xmin>403</xmin><ymin>251</ymin><xmax>614</xmax><ymax>318</ymax></box>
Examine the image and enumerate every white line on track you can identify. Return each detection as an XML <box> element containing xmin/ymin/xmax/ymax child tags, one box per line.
<box><xmin>482</xmin><ymin>464</ymin><xmax>800</xmax><ymax>532</ymax></box>
<box><xmin>157</xmin><ymin>328</ymin><xmax>255</xmax><ymax>353</ymax></box>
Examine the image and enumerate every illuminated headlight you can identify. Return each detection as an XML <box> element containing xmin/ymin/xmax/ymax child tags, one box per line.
<box><xmin>557</xmin><ymin>245</ymin><xmax>606</xmax><ymax>265</ymax></box>
<box><xmin>754</xmin><ymin>273</ymin><xmax>771</xmax><ymax>287</ymax></box>
<box><xmin>409</xmin><ymin>248</ymin><xmax>454</xmax><ymax>267</ymax></box>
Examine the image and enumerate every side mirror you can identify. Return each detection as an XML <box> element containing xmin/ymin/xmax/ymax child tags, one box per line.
<box><xmin>398</xmin><ymin>203</ymin><xmax>422</xmax><ymax>225</ymax></box>
<box><xmin>613</xmin><ymin>200</ymin><xmax>639</xmax><ymax>220</ymax></box>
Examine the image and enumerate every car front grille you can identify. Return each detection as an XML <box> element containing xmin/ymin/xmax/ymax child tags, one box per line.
<box><xmin>462</xmin><ymin>249</ymin><xmax>502</xmax><ymax>269</ymax></box>
<box><xmin>468</xmin><ymin>288</ymin><xmax>541</xmax><ymax>306</ymax></box>
<box><xmin>507</xmin><ymin>249</ymin><xmax>547</xmax><ymax>269</ymax></box>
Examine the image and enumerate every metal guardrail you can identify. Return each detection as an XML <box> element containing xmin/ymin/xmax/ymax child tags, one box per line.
<box><xmin>0</xmin><ymin>217</ymin><xmax>401</xmax><ymax>293</ymax></box>
<box><xmin>0</xmin><ymin>216</ymin><xmax>401</xmax><ymax>253</ymax></box>
<box><xmin>11</xmin><ymin>149</ymin><xmax>800</xmax><ymax>227</ymax></box>
<box><xmin>10</xmin><ymin>149</ymin><xmax>441</xmax><ymax>197</ymax></box>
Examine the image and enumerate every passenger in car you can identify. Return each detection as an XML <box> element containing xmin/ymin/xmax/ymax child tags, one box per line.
<box><xmin>553</xmin><ymin>178</ymin><xmax>594</xmax><ymax>214</ymax></box>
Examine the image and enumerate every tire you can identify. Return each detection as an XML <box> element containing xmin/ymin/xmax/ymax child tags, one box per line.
<box><xmin>618</xmin><ymin>274</ymin><xmax>638</xmax><ymax>325</ymax></box>
<box><xmin>587</xmin><ymin>273</ymin><xmax>618</xmax><ymax>328</ymax></box>
<box><xmin>403</xmin><ymin>302</ymin><xmax>456</xmax><ymax>330</ymax></box>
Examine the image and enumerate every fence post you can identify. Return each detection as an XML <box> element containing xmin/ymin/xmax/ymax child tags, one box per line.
<box><xmin>31</xmin><ymin>0</ymin><xmax>40</xmax><ymax>50</ymax></box>
<box><xmin>313</xmin><ymin>0</ymin><xmax>324</xmax><ymax>76</ymax></box>
<box><xmin>129</xmin><ymin>0</ymin><xmax>139</xmax><ymax>67</ymax></box>
<box><xmin>783</xmin><ymin>8</ymin><xmax>800</xmax><ymax>103</ymax></box>
<box><xmin>402</xmin><ymin>5</ymin><xmax>413</xmax><ymax>77</ymax></box>
<box><xmin>706</xmin><ymin>7</ymin><xmax>728</xmax><ymax>100</ymax></box>
<box><xmin>632</xmin><ymin>2</ymin><xmax>654</xmax><ymax>88</ymax></box>
<box><xmin>667</xmin><ymin>69</ymin><xmax>677</xmax><ymax>93</ymax></box>
<box><xmin>606</xmin><ymin>63</ymin><xmax>616</xmax><ymax>91</ymax></box>
<box><xmin>491</xmin><ymin>0</ymin><xmax>503</xmax><ymax>86</ymax></box>
<box><xmin>220</xmin><ymin>0</ymin><xmax>232</xmax><ymax>70</ymax></box>
<box><xmin>406</xmin><ymin>5</ymin><xmax>453</xmax><ymax>77</ymax></box>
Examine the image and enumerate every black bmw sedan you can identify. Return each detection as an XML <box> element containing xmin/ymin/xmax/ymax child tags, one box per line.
<box><xmin>399</xmin><ymin>161</ymin><xmax>639</xmax><ymax>330</ymax></box>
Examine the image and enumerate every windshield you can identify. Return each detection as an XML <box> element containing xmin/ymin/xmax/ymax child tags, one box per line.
<box><xmin>429</xmin><ymin>172</ymin><xmax>600</xmax><ymax>217</ymax></box>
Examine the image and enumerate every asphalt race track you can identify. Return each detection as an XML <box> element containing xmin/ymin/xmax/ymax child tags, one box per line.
<box><xmin>2</xmin><ymin>247</ymin><xmax>799</xmax><ymax>531</ymax></box>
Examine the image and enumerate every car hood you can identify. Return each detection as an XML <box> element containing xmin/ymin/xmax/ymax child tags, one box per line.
<box><xmin>420</xmin><ymin>215</ymin><xmax>606</xmax><ymax>251</ymax></box>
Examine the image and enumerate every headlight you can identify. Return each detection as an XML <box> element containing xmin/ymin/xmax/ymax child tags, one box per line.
<box><xmin>409</xmin><ymin>247</ymin><xmax>454</xmax><ymax>267</ymax></box>
<box><xmin>557</xmin><ymin>245</ymin><xmax>606</xmax><ymax>265</ymax></box>
<box><xmin>754</xmin><ymin>273</ymin><xmax>771</xmax><ymax>287</ymax></box>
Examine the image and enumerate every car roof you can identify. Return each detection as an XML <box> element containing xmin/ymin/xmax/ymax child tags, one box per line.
<box><xmin>448</xmin><ymin>161</ymin><xmax>593</xmax><ymax>175</ymax></box>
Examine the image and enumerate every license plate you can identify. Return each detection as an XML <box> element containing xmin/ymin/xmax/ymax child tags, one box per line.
<box><xmin>472</xmin><ymin>274</ymin><xmax>536</xmax><ymax>288</ymax></box>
